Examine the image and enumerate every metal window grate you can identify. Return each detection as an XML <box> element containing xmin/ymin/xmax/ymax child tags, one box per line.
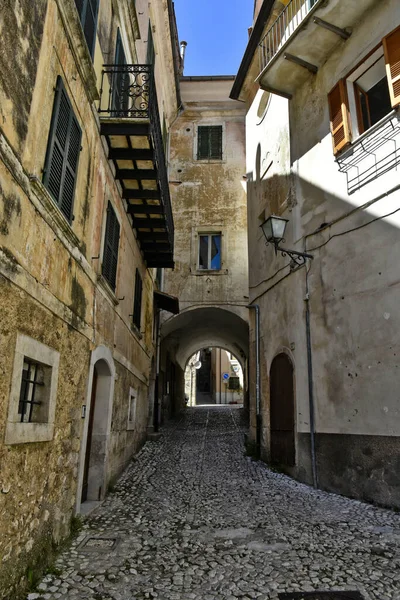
<box><xmin>18</xmin><ymin>359</ymin><xmax>43</xmax><ymax>423</ymax></box>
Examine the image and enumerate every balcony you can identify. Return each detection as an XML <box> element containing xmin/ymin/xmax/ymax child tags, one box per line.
<box><xmin>257</xmin><ymin>0</ymin><xmax>376</xmax><ymax>98</ymax></box>
<box><xmin>99</xmin><ymin>65</ymin><xmax>174</xmax><ymax>268</ymax></box>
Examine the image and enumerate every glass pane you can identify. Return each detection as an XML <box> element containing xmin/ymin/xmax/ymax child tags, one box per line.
<box><xmin>368</xmin><ymin>77</ymin><xmax>392</xmax><ymax>126</ymax></box>
<box><xmin>199</xmin><ymin>236</ymin><xmax>208</xmax><ymax>269</ymax></box>
<box><xmin>210</xmin><ymin>235</ymin><xmax>221</xmax><ymax>270</ymax></box>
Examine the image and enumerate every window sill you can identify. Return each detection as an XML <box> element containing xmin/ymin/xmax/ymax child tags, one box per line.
<box><xmin>97</xmin><ymin>274</ymin><xmax>119</xmax><ymax>306</ymax></box>
<box><xmin>5</xmin><ymin>422</ymin><xmax>54</xmax><ymax>445</ymax></box>
<box><xmin>127</xmin><ymin>422</ymin><xmax>135</xmax><ymax>431</ymax></box>
<box><xmin>192</xmin><ymin>269</ymin><xmax>228</xmax><ymax>276</ymax></box>
<box><xmin>195</xmin><ymin>158</ymin><xmax>225</xmax><ymax>164</ymax></box>
<box><xmin>130</xmin><ymin>322</ymin><xmax>143</xmax><ymax>340</ymax></box>
<box><xmin>54</xmin><ymin>0</ymin><xmax>99</xmax><ymax>104</ymax></box>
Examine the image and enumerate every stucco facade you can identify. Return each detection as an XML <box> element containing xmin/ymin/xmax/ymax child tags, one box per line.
<box><xmin>160</xmin><ymin>77</ymin><xmax>249</xmax><ymax>419</ymax></box>
<box><xmin>233</xmin><ymin>0</ymin><xmax>400</xmax><ymax>508</ymax></box>
<box><xmin>0</xmin><ymin>1</ymin><xmax>179</xmax><ymax>597</ymax></box>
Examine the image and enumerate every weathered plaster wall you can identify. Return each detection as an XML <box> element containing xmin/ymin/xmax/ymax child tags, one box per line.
<box><xmin>244</xmin><ymin>0</ymin><xmax>400</xmax><ymax>506</ymax></box>
<box><xmin>0</xmin><ymin>0</ymin><xmax>179</xmax><ymax>595</ymax></box>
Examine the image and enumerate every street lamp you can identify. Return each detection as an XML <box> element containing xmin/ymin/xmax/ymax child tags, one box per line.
<box><xmin>260</xmin><ymin>215</ymin><xmax>313</xmax><ymax>266</ymax></box>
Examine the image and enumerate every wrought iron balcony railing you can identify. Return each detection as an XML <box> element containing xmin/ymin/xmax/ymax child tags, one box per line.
<box><xmin>98</xmin><ymin>64</ymin><xmax>174</xmax><ymax>261</ymax></box>
<box><xmin>259</xmin><ymin>0</ymin><xmax>320</xmax><ymax>73</ymax></box>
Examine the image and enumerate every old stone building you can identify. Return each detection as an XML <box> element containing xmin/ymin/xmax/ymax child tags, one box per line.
<box><xmin>160</xmin><ymin>75</ymin><xmax>249</xmax><ymax>420</ymax></box>
<box><xmin>0</xmin><ymin>0</ymin><xmax>180</xmax><ymax>596</ymax></box>
<box><xmin>232</xmin><ymin>0</ymin><xmax>400</xmax><ymax>508</ymax></box>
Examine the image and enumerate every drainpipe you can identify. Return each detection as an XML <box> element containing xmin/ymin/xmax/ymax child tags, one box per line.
<box><xmin>305</xmin><ymin>266</ymin><xmax>318</xmax><ymax>489</ymax></box>
<box><xmin>247</xmin><ymin>304</ymin><xmax>261</xmax><ymax>457</ymax></box>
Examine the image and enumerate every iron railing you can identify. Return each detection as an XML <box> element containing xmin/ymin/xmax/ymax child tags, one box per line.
<box><xmin>259</xmin><ymin>0</ymin><xmax>320</xmax><ymax>73</ymax></box>
<box><xmin>99</xmin><ymin>64</ymin><xmax>174</xmax><ymax>248</ymax></box>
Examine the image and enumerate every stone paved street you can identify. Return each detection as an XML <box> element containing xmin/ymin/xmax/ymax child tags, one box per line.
<box><xmin>29</xmin><ymin>407</ymin><xmax>400</xmax><ymax>600</ymax></box>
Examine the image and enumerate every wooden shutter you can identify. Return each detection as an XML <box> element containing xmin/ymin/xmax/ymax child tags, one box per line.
<box><xmin>328</xmin><ymin>79</ymin><xmax>351</xmax><ymax>155</ymax></box>
<box><xmin>133</xmin><ymin>269</ymin><xmax>143</xmax><ymax>330</ymax></box>
<box><xmin>102</xmin><ymin>202</ymin><xmax>120</xmax><ymax>290</ymax></box>
<box><xmin>197</xmin><ymin>127</ymin><xmax>209</xmax><ymax>159</ymax></box>
<box><xmin>209</xmin><ymin>126</ymin><xmax>223</xmax><ymax>159</ymax></box>
<box><xmin>383</xmin><ymin>26</ymin><xmax>400</xmax><ymax>108</ymax></box>
<box><xmin>43</xmin><ymin>77</ymin><xmax>82</xmax><ymax>222</ymax></box>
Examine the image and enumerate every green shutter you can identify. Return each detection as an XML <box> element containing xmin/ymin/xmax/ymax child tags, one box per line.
<box><xmin>209</xmin><ymin>126</ymin><xmax>223</xmax><ymax>159</ymax></box>
<box><xmin>133</xmin><ymin>269</ymin><xmax>143</xmax><ymax>329</ymax></box>
<box><xmin>43</xmin><ymin>76</ymin><xmax>82</xmax><ymax>222</ymax></box>
<box><xmin>102</xmin><ymin>202</ymin><xmax>120</xmax><ymax>290</ymax></box>
<box><xmin>197</xmin><ymin>126</ymin><xmax>223</xmax><ymax>160</ymax></box>
<box><xmin>146</xmin><ymin>21</ymin><xmax>155</xmax><ymax>65</ymax></box>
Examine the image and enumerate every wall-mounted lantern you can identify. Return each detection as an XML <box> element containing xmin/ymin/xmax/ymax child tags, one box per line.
<box><xmin>260</xmin><ymin>215</ymin><xmax>313</xmax><ymax>266</ymax></box>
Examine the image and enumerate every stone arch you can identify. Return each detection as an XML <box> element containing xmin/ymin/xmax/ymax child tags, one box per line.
<box><xmin>76</xmin><ymin>345</ymin><xmax>115</xmax><ymax>513</ymax></box>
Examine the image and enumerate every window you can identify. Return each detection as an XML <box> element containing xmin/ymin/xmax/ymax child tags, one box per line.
<box><xmin>127</xmin><ymin>387</ymin><xmax>137</xmax><ymax>430</ymax></box>
<box><xmin>197</xmin><ymin>126</ymin><xmax>223</xmax><ymax>160</ymax></box>
<box><xmin>102</xmin><ymin>202</ymin><xmax>120</xmax><ymax>291</ymax></box>
<box><xmin>198</xmin><ymin>233</ymin><xmax>221</xmax><ymax>270</ymax></box>
<box><xmin>5</xmin><ymin>334</ymin><xmax>60</xmax><ymax>445</ymax></box>
<box><xmin>43</xmin><ymin>77</ymin><xmax>82</xmax><ymax>222</ymax></box>
<box><xmin>132</xmin><ymin>268</ymin><xmax>143</xmax><ymax>330</ymax></box>
<box><xmin>74</xmin><ymin>0</ymin><xmax>99</xmax><ymax>58</ymax></box>
<box><xmin>328</xmin><ymin>26</ymin><xmax>400</xmax><ymax>154</ymax></box>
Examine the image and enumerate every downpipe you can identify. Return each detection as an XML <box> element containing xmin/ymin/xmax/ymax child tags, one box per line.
<box><xmin>305</xmin><ymin>267</ymin><xmax>318</xmax><ymax>489</ymax></box>
<box><xmin>247</xmin><ymin>304</ymin><xmax>261</xmax><ymax>458</ymax></box>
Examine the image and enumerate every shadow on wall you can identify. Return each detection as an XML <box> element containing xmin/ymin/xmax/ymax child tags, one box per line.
<box><xmin>246</xmin><ymin>163</ymin><xmax>400</xmax><ymax>509</ymax></box>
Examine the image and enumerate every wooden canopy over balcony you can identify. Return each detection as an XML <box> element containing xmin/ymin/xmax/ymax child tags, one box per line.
<box><xmin>99</xmin><ymin>65</ymin><xmax>174</xmax><ymax>268</ymax></box>
<box><xmin>257</xmin><ymin>0</ymin><xmax>377</xmax><ymax>98</ymax></box>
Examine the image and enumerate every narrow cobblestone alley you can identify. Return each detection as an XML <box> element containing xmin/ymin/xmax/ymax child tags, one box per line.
<box><xmin>30</xmin><ymin>408</ymin><xmax>400</xmax><ymax>600</ymax></box>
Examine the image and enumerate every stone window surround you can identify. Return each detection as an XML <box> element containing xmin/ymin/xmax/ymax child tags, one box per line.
<box><xmin>5</xmin><ymin>334</ymin><xmax>60</xmax><ymax>445</ymax></box>
<box><xmin>127</xmin><ymin>386</ymin><xmax>137</xmax><ymax>431</ymax></box>
<box><xmin>191</xmin><ymin>226</ymin><xmax>227</xmax><ymax>275</ymax></box>
<box><xmin>193</xmin><ymin>122</ymin><xmax>226</xmax><ymax>163</ymax></box>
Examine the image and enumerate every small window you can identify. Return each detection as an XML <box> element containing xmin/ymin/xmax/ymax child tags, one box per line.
<box><xmin>132</xmin><ymin>268</ymin><xmax>143</xmax><ymax>330</ymax></box>
<box><xmin>102</xmin><ymin>202</ymin><xmax>120</xmax><ymax>291</ymax></box>
<box><xmin>74</xmin><ymin>0</ymin><xmax>100</xmax><ymax>58</ymax></box>
<box><xmin>5</xmin><ymin>334</ymin><xmax>60</xmax><ymax>445</ymax></box>
<box><xmin>354</xmin><ymin>56</ymin><xmax>392</xmax><ymax>134</ymax></box>
<box><xmin>198</xmin><ymin>233</ymin><xmax>221</xmax><ymax>270</ymax></box>
<box><xmin>197</xmin><ymin>126</ymin><xmax>223</xmax><ymax>160</ymax></box>
<box><xmin>127</xmin><ymin>387</ymin><xmax>137</xmax><ymax>430</ymax></box>
<box><xmin>43</xmin><ymin>77</ymin><xmax>82</xmax><ymax>222</ymax></box>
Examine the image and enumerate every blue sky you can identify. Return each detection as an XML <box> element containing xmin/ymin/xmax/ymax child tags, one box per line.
<box><xmin>173</xmin><ymin>0</ymin><xmax>254</xmax><ymax>76</ymax></box>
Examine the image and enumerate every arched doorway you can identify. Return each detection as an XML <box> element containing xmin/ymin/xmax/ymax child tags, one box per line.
<box><xmin>77</xmin><ymin>347</ymin><xmax>115</xmax><ymax>513</ymax></box>
<box><xmin>270</xmin><ymin>353</ymin><xmax>295</xmax><ymax>466</ymax></box>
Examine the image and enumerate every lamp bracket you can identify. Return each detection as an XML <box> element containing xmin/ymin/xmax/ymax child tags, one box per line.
<box><xmin>273</xmin><ymin>244</ymin><xmax>314</xmax><ymax>266</ymax></box>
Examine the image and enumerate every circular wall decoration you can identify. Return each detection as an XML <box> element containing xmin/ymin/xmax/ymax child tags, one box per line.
<box><xmin>257</xmin><ymin>91</ymin><xmax>271</xmax><ymax>122</ymax></box>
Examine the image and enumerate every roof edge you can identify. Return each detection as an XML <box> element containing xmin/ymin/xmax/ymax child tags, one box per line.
<box><xmin>181</xmin><ymin>75</ymin><xmax>236</xmax><ymax>81</ymax></box>
<box><xmin>230</xmin><ymin>0</ymin><xmax>275</xmax><ymax>101</ymax></box>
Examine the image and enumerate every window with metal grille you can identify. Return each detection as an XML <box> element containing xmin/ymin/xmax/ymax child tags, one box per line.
<box><xmin>43</xmin><ymin>77</ymin><xmax>82</xmax><ymax>222</ymax></box>
<box><xmin>18</xmin><ymin>359</ymin><xmax>51</xmax><ymax>423</ymax></box>
<box><xmin>197</xmin><ymin>126</ymin><xmax>223</xmax><ymax>160</ymax></box>
<box><xmin>102</xmin><ymin>202</ymin><xmax>120</xmax><ymax>290</ymax></box>
<box><xmin>133</xmin><ymin>268</ymin><xmax>143</xmax><ymax>330</ymax></box>
<box><xmin>198</xmin><ymin>233</ymin><xmax>221</xmax><ymax>270</ymax></box>
<box><xmin>74</xmin><ymin>0</ymin><xmax>99</xmax><ymax>58</ymax></box>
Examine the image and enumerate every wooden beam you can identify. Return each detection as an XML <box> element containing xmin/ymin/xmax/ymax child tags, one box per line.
<box><xmin>136</xmin><ymin>232</ymin><xmax>169</xmax><ymax>240</ymax></box>
<box><xmin>128</xmin><ymin>204</ymin><xmax>163</xmax><ymax>215</ymax></box>
<box><xmin>116</xmin><ymin>168</ymin><xmax>157</xmax><ymax>180</ymax></box>
<box><xmin>284</xmin><ymin>53</ymin><xmax>318</xmax><ymax>74</ymax></box>
<box><xmin>313</xmin><ymin>17</ymin><xmax>351</xmax><ymax>40</ymax></box>
<box><xmin>259</xmin><ymin>82</ymin><xmax>293</xmax><ymax>100</ymax></box>
<box><xmin>108</xmin><ymin>148</ymin><xmax>154</xmax><ymax>161</ymax></box>
<box><xmin>100</xmin><ymin>122</ymin><xmax>150</xmax><ymax>136</ymax></box>
<box><xmin>123</xmin><ymin>189</ymin><xmax>160</xmax><ymax>200</ymax></box>
<box><xmin>132</xmin><ymin>218</ymin><xmax>166</xmax><ymax>229</ymax></box>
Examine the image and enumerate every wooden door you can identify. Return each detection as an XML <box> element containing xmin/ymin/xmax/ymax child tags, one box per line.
<box><xmin>81</xmin><ymin>368</ymin><xmax>97</xmax><ymax>502</ymax></box>
<box><xmin>270</xmin><ymin>354</ymin><xmax>295</xmax><ymax>466</ymax></box>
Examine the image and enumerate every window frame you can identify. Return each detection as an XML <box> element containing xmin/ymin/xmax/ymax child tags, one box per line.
<box><xmin>74</xmin><ymin>0</ymin><xmax>100</xmax><ymax>59</ymax></box>
<box><xmin>132</xmin><ymin>268</ymin><xmax>143</xmax><ymax>331</ymax></box>
<box><xmin>5</xmin><ymin>335</ymin><xmax>60</xmax><ymax>445</ymax></box>
<box><xmin>198</xmin><ymin>232</ymin><xmax>222</xmax><ymax>271</ymax></box>
<box><xmin>195</xmin><ymin>124</ymin><xmax>224</xmax><ymax>161</ymax></box>
<box><xmin>127</xmin><ymin>386</ymin><xmax>137</xmax><ymax>431</ymax></box>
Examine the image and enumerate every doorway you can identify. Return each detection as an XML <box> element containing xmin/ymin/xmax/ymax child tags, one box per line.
<box><xmin>269</xmin><ymin>353</ymin><xmax>295</xmax><ymax>466</ymax></box>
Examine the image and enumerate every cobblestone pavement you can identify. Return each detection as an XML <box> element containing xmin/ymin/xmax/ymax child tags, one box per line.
<box><xmin>29</xmin><ymin>407</ymin><xmax>400</xmax><ymax>600</ymax></box>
